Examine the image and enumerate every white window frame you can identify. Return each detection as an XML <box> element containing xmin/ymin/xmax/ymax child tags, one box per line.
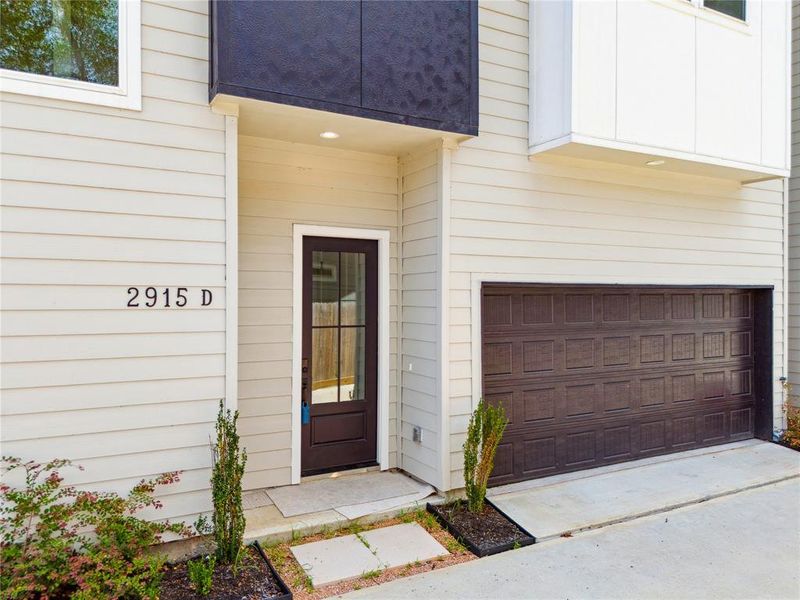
<box><xmin>0</xmin><ymin>0</ymin><xmax>141</xmax><ymax>110</ymax></box>
<box><xmin>693</xmin><ymin>0</ymin><xmax>748</xmax><ymax>24</ymax></box>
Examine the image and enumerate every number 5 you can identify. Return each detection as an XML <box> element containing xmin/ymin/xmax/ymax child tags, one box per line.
<box><xmin>176</xmin><ymin>287</ymin><xmax>188</xmax><ymax>307</ymax></box>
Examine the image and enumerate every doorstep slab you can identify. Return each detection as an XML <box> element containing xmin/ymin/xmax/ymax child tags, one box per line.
<box><xmin>360</xmin><ymin>523</ymin><xmax>448</xmax><ymax>569</ymax></box>
<box><xmin>290</xmin><ymin>534</ymin><xmax>382</xmax><ymax>587</ymax></box>
<box><xmin>490</xmin><ymin>441</ymin><xmax>800</xmax><ymax>540</ymax></box>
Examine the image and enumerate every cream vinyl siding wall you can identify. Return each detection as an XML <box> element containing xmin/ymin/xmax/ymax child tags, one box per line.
<box><xmin>399</xmin><ymin>147</ymin><xmax>442</xmax><ymax>486</ymax></box>
<box><xmin>0</xmin><ymin>0</ymin><xmax>226</xmax><ymax>521</ymax></box>
<box><xmin>446</xmin><ymin>0</ymin><xmax>787</xmax><ymax>487</ymax></box>
<box><xmin>237</xmin><ymin>136</ymin><xmax>399</xmax><ymax>489</ymax></box>
<box><xmin>789</xmin><ymin>0</ymin><xmax>800</xmax><ymax>392</ymax></box>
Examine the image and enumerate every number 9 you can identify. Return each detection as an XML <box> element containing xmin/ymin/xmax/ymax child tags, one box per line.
<box><xmin>145</xmin><ymin>287</ymin><xmax>157</xmax><ymax>307</ymax></box>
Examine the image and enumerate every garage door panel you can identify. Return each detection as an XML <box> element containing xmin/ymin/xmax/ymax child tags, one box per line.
<box><xmin>482</xmin><ymin>289</ymin><xmax>754</xmax><ymax>333</ymax></box>
<box><xmin>491</xmin><ymin>392</ymin><xmax>755</xmax><ymax>437</ymax></box>
<box><xmin>483</xmin><ymin>331</ymin><xmax>753</xmax><ymax>383</ymax></box>
<box><xmin>483</xmin><ymin>285</ymin><xmax>767</xmax><ymax>486</ymax></box>
<box><xmin>489</xmin><ymin>403</ymin><xmax>756</xmax><ymax>486</ymax></box>
<box><xmin>487</xmin><ymin>367</ymin><xmax>754</xmax><ymax>427</ymax></box>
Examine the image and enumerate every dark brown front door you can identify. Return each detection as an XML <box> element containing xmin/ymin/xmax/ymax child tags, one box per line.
<box><xmin>482</xmin><ymin>285</ymin><xmax>772</xmax><ymax>486</ymax></box>
<box><xmin>302</xmin><ymin>236</ymin><xmax>378</xmax><ymax>475</ymax></box>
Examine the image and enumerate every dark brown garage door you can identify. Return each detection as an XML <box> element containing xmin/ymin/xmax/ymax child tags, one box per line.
<box><xmin>482</xmin><ymin>285</ymin><xmax>772</xmax><ymax>486</ymax></box>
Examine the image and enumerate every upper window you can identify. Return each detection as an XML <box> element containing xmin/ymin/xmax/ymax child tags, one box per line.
<box><xmin>703</xmin><ymin>0</ymin><xmax>746</xmax><ymax>21</ymax></box>
<box><xmin>0</xmin><ymin>0</ymin><xmax>141</xmax><ymax>109</ymax></box>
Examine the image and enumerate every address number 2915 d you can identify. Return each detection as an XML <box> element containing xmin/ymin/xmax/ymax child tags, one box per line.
<box><xmin>126</xmin><ymin>287</ymin><xmax>213</xmax><ymax>308</ymax></box>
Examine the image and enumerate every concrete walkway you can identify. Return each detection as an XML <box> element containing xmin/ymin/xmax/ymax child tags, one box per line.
<box><xmin>344</xmin><ymin>477</ymin><xmax>800</xmax><ymax>599</ymax></box>
<box><xmin>490</xmin><ymin>441</ymin><xmax>800</xmax><ymax>540</ymax></box>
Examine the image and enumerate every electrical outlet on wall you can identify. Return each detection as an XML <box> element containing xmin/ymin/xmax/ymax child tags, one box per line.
<box><xmin>412</xmin><ymin>425</ymin><xmax>423</xmax><ymax>443</ymax></box>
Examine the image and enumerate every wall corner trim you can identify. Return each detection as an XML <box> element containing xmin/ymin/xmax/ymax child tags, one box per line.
<box><xmin>437</xmin><ymin>143</ymin><xmax>453</xmax><ymax>491</ymax></box>
<box><xmin>224</xmin><ymin>114</ymin><xmax>239</xmax><ymax>412</ymax></box>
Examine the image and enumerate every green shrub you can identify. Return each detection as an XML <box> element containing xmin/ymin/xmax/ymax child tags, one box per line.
<box><xmin>0</xmin><ymin>456</ymin><xmax>189</xmax><ymax>599</ymax></box>
<box><xmin>187</xmin><ymin>555</ymin><xmax>216</xmax><ymax>596</ymax></box>
<box><xmin>211</xmin><ymin>400</ymin><xmax>247</xmax><ymax>565</ymax></box>
<box><xmin>463</xmin><ymin>399</ymin><xmax>509</xmax><ymax>513</ymax></box>
<box><xmin>779</xmin><ymin>381</ymin><xmax>800</xmax><ymax>450</ymax></box>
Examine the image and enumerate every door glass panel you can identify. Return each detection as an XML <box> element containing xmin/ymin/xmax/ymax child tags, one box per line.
<box><xmin>312</xmin><ymin>251</ymin><xmax>339</xmax><ymax>327</ymax></box>
<box><xmin>310</xmin><ymin>247</ymin><xmax>368</xmax><ymax>404</ymax></box>
<box><xmin>311</xmin><ymin>328</ymin><xmax>338</xmax><ymax>404</ymax></box>
<box><xmin>339</xmin><ymin>327</ymin><xmax>366</xmax><ymax>401</ymax></box>
<box><xmin>340</xmin><ymin>252</ymin><xmax>366</xmax><ymax>325</ymax></box>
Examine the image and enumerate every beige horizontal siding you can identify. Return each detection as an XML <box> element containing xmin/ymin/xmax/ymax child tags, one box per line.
<box><xmin>399</xmin><ymin>147</ymin><xmax>441</xmax><ymax>486</ymax></box>
<box><xmin>237</xmin><ymin>135</ymin><xmax>399</xmax><ymax>489</ymax></box>
<box><xmin>445</xmin><ymin>0</ymin><xmax>788</xmax><ymax>487</ymax></box>
<box><xmin>0</xmin><ymin>0</ymin><xmax>225</xmax><ymax>522</ymax></box>
<box><xmin>788</xmin><ymin>0</ymin><xmax>800</xmax><ymax>396</ymax></box>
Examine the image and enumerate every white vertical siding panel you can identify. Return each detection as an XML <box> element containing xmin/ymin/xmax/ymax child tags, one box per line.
<box><xmin>0</xmin><ymin>0</ymin><xmax>225</xmax><ymax>523</ymax></box>
<box><xmin>237</xmin><ymin>136</ymin><xmax>399</xmax><ymax>489</ymax></box>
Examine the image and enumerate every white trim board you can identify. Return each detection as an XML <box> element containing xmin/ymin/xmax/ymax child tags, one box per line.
<box><xmin>436</xmin><ymin>142</ymin><xmax>454</xmax><ymax>491</ymax></box>
<box><xmin>223</xmin><ymin>113</ymin><xmax>239</xmax><ymax>411</ymax></box>
<box><xmin>291</xmin><ymin>224</ymin><xmax>391</xmax><ymax>484</ymax></box>
<box><xmin>469</xmin><ymin>273</ymin><xmax>781</xmax><ymax>412</ymax></box>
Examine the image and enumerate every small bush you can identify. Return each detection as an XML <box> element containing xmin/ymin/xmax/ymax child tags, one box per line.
<box><xmin>211</xmin><ymin>400</ymin><xmax>247</xmax><ymax>565</ymax></box>
<box><xmin>0</xmin><ymin>456</ymin><xmax>189</xmax><ymax>599</ymax></box>
<box><xmin>778</xmin><ymin>381</ymin><xmax>800</xmax><ymax>451</ymax></box>
<box><xmin>781</xmin><ymin>404</ymin><xmax>800</xmax><ymax>450</ymax></box>
<box><xmin>187</xmin><ymin>555</ymin><xmax>215</xmax><ymax>596</ymax></box>
<box><xmin>463</xmin><ymin>398</ymin><xmax>509</xmax><ymax>513</ymax></box>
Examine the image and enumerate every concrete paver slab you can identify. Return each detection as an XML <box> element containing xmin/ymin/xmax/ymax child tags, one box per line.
<box><xmin>291</xmin><ymin>534</ymin><xmax>382</xmax><ymax>587</ymax></box>
<box><xmin>360</xmin><ymin>523</ymin><xmax>448</xmax><ymax>569</ymax></box>
<box><xmin>344</xmin><ymin>478</ymin><xmax>800</xmax><ymax>600</ymax></box>
<box><xmin>491</xmin><ymin>441</ymin><xmax>800</xmax><ymax>539</ymax></box>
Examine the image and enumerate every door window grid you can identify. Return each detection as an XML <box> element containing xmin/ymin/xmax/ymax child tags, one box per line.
<box><xmin>311</xmin><ymin>250</ymin><xmax>366</xmax><ymax>404</ymax></box>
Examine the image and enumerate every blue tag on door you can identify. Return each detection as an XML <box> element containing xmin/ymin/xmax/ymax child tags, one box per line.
<box><xmin>302</xmin><ymin>402</ymin><xmax>310</xmax><ymax>425</ymax></box>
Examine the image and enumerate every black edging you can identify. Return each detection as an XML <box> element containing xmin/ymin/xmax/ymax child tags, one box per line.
<box><xmin>252</xmin><ymin>541</ymin><xmax>293</xmax><ymax>600</ymax></box>
<box><xmin>427</xmin><ymin>500</ymin><xmax>536</xmax><ymax>558</ymax></box>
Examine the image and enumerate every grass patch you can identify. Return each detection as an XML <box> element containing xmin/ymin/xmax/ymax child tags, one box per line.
<box><xmin>443</xmin><ymin>535</ymin><xmax>467</xmax><ymax>554</ymax></box>
<box><xmin>361</xmin><ymin>569</ymin><xmax>382</xmax><ymax>581</ymax></box>
<box><xmin>355</xmin><ymin>532</ymin><xmax>371</xmax><ymax>550</ymax></box>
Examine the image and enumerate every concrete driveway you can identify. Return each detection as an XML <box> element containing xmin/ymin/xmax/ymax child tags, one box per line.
<box><xmin>344</xmin><ymin>442</ymin><xmax>800</xmax><ymax>600</ymax></box>
<box><xmin>489</xmin><ymin>440</ymin><xmax>799</xmax><ymax>540</ymax></box>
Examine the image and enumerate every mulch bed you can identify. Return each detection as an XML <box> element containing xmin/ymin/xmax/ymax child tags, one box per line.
<box><xmin>776</xmin><ymin>440</ymin><xmax>799</xmax><ymax>452</ymax></box>
<box><xmin>428</xmin><ymin>500</ymin><xmax>535</xmax><ymax>557</ymax></box>
<box><xmin>160</xmin><ymin>544</ymin><xmax>289</xmax><ymax>600</ymax></box>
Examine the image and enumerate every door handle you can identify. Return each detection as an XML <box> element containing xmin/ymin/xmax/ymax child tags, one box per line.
<box><xmin>301</xmin><ymin>358</ymin><xmax>310</xmax><ymax>424</ymax></box>
<box><xmin>301</xmin><ymin>358</ymin><xmax>309</xmax><ymax>401</ymax></box>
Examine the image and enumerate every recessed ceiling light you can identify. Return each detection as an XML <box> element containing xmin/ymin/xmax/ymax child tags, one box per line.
<box><xmin>645</xmin><ymin>159</ymin><xmax>665</xmax><ymax>166</ymax></box>
<box><xmin>320</xmin><ymin>131</ymin><xmax>340</xmax><ymax>139</ymax></box>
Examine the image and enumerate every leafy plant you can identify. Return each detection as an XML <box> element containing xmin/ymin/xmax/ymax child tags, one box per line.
<box><xmin>187</xmin><ymin>555</ymin><xmax>216</xmax><ymax>596</ymax></box>
<box><xmin>779</xmin><ymin>381</ymin><xmax>800</xmax><ymax>450</ymax></box>
<box><xmin>0</xmin><ymin>456</ymin><xmax>189</xmax><ymax>599</ymax></box>
<box><xmin>211</xmin><ymin>400</ymin><xmax>247</xmax><ymax>565</ymax></box>
<box><xmin>463</xmin><ymin>398</ymin><xmax>509</xmax><ymax>513</ymax></box>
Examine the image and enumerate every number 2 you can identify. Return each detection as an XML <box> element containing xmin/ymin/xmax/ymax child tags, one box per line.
<box><xmin>127</xmin><ymin>287</ymin><xmax>139</xmax><ymax>307</ymax></box>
